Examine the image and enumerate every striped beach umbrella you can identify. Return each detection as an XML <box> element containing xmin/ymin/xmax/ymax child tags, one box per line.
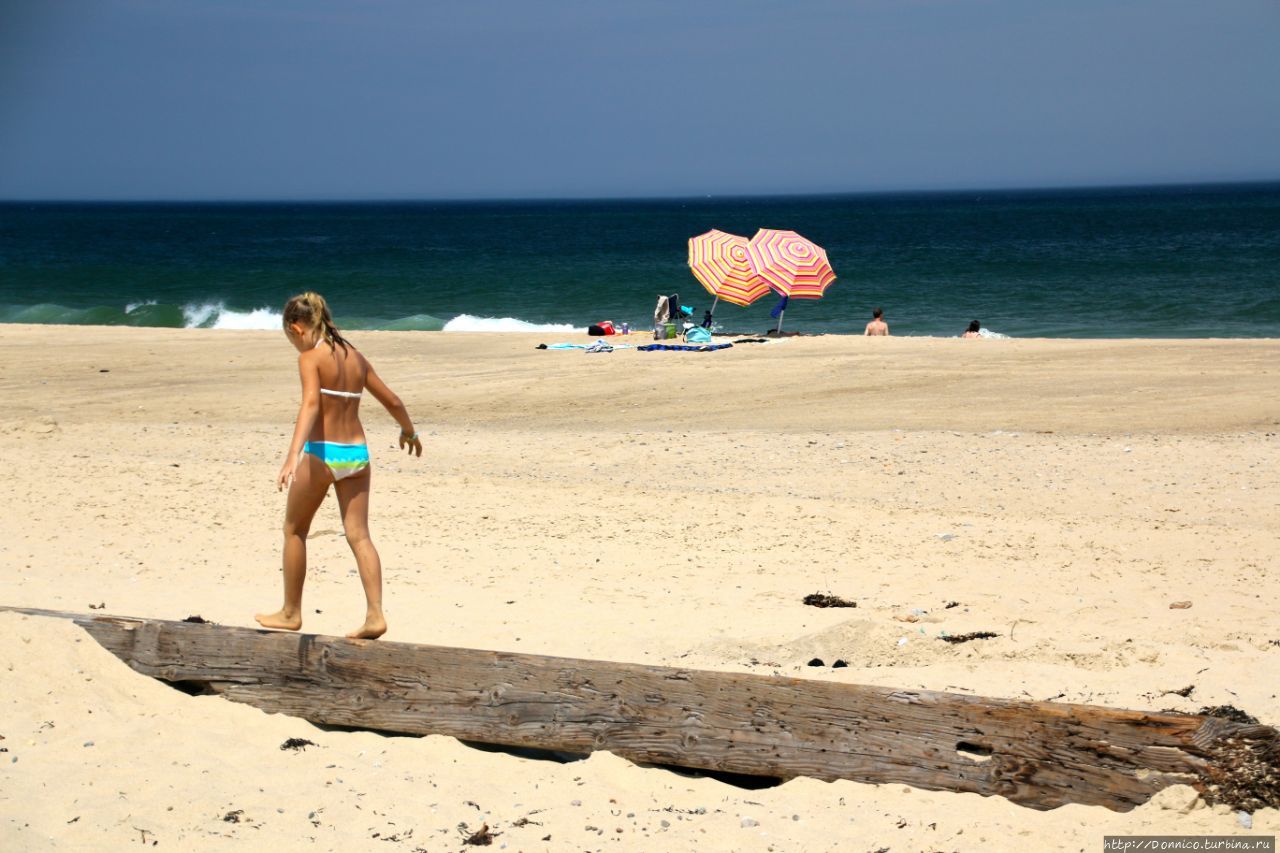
<box><xmin>688</xmin><ymin>230</ymin><xmax>772</xmax><ymax>321</ymax></box>
<box><xmin>745</xmin><ymin>229</ymin><xmax>836</xmax><ymax>333</ymax></box>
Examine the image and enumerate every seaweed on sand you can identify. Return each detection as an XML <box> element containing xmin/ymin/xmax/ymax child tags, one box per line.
<box><xmin>939</xmin><ymin>631</ymin><xmax>1000</xmax><ymax>644</ymax></box>
<box><xmin>803</xmin><ymin>593</ymin><xmax>856</xmax><ymax>608</ymax></box>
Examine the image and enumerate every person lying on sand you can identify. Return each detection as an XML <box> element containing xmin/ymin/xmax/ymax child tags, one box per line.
<box><xmin>255</xmin><ymin>291</ymin><xmax>422</xmax><ymax>640</ymax></box>
<box><xmin>963</xmin><ymin>320</ymin><xmax>982</xmax><ymax>338</ymax></box>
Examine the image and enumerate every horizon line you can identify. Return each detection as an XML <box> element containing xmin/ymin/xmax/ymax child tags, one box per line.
<box><xmin>2</xmin><ymin>178</ymin><xmax>1279</xmax><ymax>206</ymax></box>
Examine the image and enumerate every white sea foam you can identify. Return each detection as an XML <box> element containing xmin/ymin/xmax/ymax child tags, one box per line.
<box><xmin>181</xmin><ymin>301</ymin><xmax>283</xmax><ymax>330</ymax></box>
<box><xmin>182</xmin><ymin>302</ymin><xmax>220</xmax><ymax>327</ymax></box>
<box><xmin>442</xmin><ymin>314</ymin><xmax>579</xmax><ymax>334</ymax></box>
<box><xmin>174</xmin><ymin>304</ymin><xmax>572</xmax><ymax>333</ymax></box>
<box><xmin>212</xmin><ymin>306</ymin><xmax>284</xmax><ymax>330</ymax></box>
<box><xmin>124</xmin><ymin>299</ymin><xmax>157</xmax><ymax>313</ymax></box>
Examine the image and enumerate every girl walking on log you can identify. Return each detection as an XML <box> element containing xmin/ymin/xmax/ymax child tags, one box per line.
<box><xmin>256</xmin><ymin>292</ymin><xmax>421</xmax><ymax>639</ymax></box>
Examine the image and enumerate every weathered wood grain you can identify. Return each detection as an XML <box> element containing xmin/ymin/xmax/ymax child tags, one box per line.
<box><xmin>6</xmin><ymin>606</ymin><xmax>1276</xmax><ymax>812</ymax></box>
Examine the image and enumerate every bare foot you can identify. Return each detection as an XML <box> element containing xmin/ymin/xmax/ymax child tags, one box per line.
<box><xmin>254</xmin><ymin>609</ymin><xmax>302</xmax><ymax>631</ymax></box>
<box><xmin>346</xmin><ymin>615</ymin><xmax>387</xmax><ymax>640</ymax></box>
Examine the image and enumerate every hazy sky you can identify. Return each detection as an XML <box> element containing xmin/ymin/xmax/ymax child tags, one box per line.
<box><xmin>2</xmin><ymin>0</ymin><xmax>1277</xmax><ymax>200</ymax></box>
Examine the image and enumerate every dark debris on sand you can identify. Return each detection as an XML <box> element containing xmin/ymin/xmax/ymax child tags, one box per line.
<box><xmin>803</xmin><ymin>593</ymin><xmax>856</xmax><ymax>608</ymax></box>
<box><xmin>940</xmin><ymin>631</ymin><xmax>1000</xmax><ymax>644</ymax></box>
<box><xmin>459</xmin><ymin>822</ymin><xmax>497</xmax><ymax>846</ymax></box>
<box><xmin>372</xmin><ymin>828</ymin><xmax>413</xmax><ymax>842</ymax></box>
<box><xmin>182</xmin><ymin>615</ymin><xmax>211</xmax><ymax>624</ymax></box>
<box><xmin>1199</xmin><ymin>705</ymin><xmax>1260</xmax><ymax>725</ymax></box>
<box><xmin>222</xmin><ymin>809</ymin><xmax>245</xmax><ymax>823</ymax></box>
<box><xmin>1200</xmin><ymin>728</ymin><xmax>1280</xmax><ymax>812</ymax></box>
<box><xmin>280</xmin><ymin>738</ymin><xmax>317</xmax><ymax>751</ymax></box>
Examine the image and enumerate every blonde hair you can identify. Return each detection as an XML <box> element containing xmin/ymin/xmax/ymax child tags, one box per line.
<box><xmin>282</xmin><ymin>292</ymin><xmax>351</xmax><ymax>350</ymax></box>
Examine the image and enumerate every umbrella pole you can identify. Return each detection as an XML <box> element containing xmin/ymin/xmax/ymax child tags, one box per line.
<box><xmin>710</xmin><ymin>295</ymin><xmax>719</xmax><ymax>329</ymax></box>
<box><xmin>775</xmin><ymin>309</ymin><xmax>785</xmax><ymax>335</ymax></box>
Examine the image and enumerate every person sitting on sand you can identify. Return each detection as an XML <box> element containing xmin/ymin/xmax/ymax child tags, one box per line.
<box><xmin>864</xmin><ymin>307</ymin><xmax>889</xmax><ymax>336</ymax></box>
<box><xmin>256</xmin><ymin>292</ymin><xmax>422</xmax><ymax>640</ymax></box>
<box><xmin>963</xmin><ymin>320</ymin><xmax>982</xmax><ymax>338</ymax></box>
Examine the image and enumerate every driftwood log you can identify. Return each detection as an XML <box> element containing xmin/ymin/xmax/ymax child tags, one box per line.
<box><xmin>6</xmin><ymin>607</ymin><xmax>1277</xmax><ymax>812</ymax></box>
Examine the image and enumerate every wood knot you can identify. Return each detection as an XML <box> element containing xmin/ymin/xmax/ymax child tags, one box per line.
<box><xmin>989</xmin><ymin>754</ymin><xmax>1038</xmax><ymax>784</ymax></box>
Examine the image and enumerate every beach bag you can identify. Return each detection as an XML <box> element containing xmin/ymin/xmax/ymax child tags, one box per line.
<box><xmin>684</xmin><ymin>325</ymin><xmax>711</xmax><ymax>344</ymax></box>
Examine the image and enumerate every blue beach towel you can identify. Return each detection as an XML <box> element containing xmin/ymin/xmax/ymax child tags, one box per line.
<box><xmin>637</xmin><ymin>343</ymin><xmax>734</xmax><ymax>352</ymax></box>
<box><xmin>538</xmin><ymin>342</ymin><xmax>634</xmax><ymax>350</ymax></box>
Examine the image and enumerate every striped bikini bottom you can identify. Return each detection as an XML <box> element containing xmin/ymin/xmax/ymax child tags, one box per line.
<box><xmin>302</xmin><ymin>441</ymin><xmax>370</xmax><ymax>481</ymax></box>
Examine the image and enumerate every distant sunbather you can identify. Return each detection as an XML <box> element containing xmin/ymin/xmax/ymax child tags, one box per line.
<box><xmin>864</xmin><ymin>307</ymin><xmax>889</xmax><ymax>336</ymax></box>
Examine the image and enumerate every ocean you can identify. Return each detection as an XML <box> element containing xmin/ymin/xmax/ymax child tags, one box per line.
<box><xmin>2</xmin><ymin>183</ymin><xmax>1278</xmax><ymax>338</ymax></box>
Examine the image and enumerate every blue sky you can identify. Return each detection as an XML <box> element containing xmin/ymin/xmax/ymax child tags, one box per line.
<box><xmin>1</xmin><ymin>0</ymin><xmax>1277</xmax><ymax>199</ymax></box>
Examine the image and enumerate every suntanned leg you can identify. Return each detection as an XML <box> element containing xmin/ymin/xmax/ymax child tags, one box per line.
<box><xmin>334</xmin><ymin>467</ymin><xmax>386</xmax><ymax>639</ymax></box>
<box><xmin>256</xmin><ymin>453</ymin><xmax>330</xmax><ymax>630</ymax></box>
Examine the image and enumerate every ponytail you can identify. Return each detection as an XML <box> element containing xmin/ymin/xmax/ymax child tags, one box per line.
<box><xmin>282</xmin><ymin>291</ymin><xmax>351</xmax><ymax>351</ymax></box>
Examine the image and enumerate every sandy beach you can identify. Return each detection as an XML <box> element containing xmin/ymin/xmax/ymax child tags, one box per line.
<box><xmin>1</xmin><ymin>324</ymin><xmax>1277</xmax><ymax>850</ymax></box>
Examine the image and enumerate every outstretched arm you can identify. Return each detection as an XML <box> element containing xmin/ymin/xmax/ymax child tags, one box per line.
<box><xmin>279</xmin><ymin>353</ymin><xmax>322</xmax><ymax>490</ymax></box>
<box><xmin>363</xmin><ymin>359</ymin><xmax>422</xmax><ymax>457</ymax></box>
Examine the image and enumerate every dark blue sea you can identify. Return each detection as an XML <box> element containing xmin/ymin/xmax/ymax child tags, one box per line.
<box><xmin>2</xmin><ymin>183</ymin><xmax>1278</xmax><ymax>338</ymax></box>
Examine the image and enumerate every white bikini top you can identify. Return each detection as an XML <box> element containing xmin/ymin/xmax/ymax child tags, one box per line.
<box><xmin>314</xmin><ymin>339</ymin><xmax>362</xmax><ymax>398</ymax></box>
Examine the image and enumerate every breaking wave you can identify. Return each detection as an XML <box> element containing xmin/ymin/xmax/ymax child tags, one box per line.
<box><xmin>0</xmin><ymin>301</ymin><xmax>574</xmax><ymax>333</ymax></box>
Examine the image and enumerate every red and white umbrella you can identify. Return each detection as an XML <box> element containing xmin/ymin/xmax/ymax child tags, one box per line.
<box><xmin>745</xmin><ymin>229</ymin><xmax>836</xmax><ymax>333</ymax></box>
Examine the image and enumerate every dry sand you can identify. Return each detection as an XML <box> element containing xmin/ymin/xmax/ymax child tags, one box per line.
<box><xmin>1</xmin><ymin>325</ymin><xmax>1277</xmax><ymax>850</ymax></box>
